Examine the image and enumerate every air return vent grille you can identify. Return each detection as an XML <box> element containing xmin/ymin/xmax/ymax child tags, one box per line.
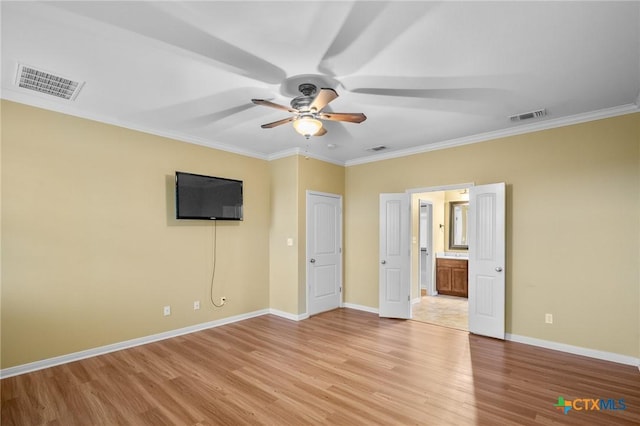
<box><xmin>366</xmin><ymin>145</ymin><xmax>387</xmax><ymax>152</ymax></box>
<box><xmin>15</xmin><ymin>64</ymin><xmax>84</xmax><ymax>100</ymax></box>
<box><xmin>509</xmin><ymin>109</ymin><xmax>546</xmax><ymax>122</ymax></box>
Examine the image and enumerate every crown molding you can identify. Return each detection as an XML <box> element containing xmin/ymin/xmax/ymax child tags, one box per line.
<box><xmin>267</xmin><ymin>147</ymin><xmax>345</xmax><ymax>166</ymax></box>
<box><xmin>345</xmin><ymin>103</ymin><xmax>640</xmax><ymax>167</ymax></box>
<box><xmin>267</xmin><ymin>147</ymin><xmax>302</xmax><ymax>161</ymax></box>
<box><xmin>4</xmin><ymin>91</ymin><xmax>637</xmax><ymax>169</ymax></box>
<box><xmin>1</xmin><ymin>91</ymin><xmax>270</xmax><ymax>161</ymax></box>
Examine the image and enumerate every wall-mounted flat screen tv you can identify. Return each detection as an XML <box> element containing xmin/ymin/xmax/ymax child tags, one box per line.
<box><xmin>175</xmin><ymin>171</ymin><xmax>243</xmax><ymax>220</ymax></box>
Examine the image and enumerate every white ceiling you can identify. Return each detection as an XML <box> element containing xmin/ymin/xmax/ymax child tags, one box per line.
<box><xmin>2</xmin><ymin>1</ymin><xmax>639</xmax><ymax>165</ymax></box>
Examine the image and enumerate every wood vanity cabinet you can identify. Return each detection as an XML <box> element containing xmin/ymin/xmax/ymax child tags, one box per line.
<box><xmin>436</xmin><ymin>258</ymin><xmax>468</xmax><ymax>297</ymax></box>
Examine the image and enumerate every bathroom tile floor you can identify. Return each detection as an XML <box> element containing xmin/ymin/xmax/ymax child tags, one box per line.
<box><xmin>412</xmin><ymin>294</ymin><xmax>468</xmax><ymax>331</ymax></box>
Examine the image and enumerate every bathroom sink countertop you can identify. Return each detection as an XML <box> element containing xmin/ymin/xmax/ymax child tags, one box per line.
<box><xmin>436</xmin><ymin>252</ymin><xmax>469</xmax><ymax>259</ymax></box>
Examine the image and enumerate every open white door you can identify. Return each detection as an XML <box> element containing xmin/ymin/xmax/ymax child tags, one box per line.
<box><xmin>419</xmin><ymin>201</ymin><xmax>434</xmax><ymax>296</ymax></box>
<box><xmin>379</xmin><ymin>193</ymin><xmax>411</xmax><ymax>319</ymax></box>
<box><xmin>468</xmin><ymin>183</ymin><xmax>506</xmax><ymax>339</ymax></box>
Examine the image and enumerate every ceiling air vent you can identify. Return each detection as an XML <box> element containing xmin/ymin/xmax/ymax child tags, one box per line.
<box><xmin>366</xmin><ymin>145</ymin><xmax>387</xmax><ymax>152</ymax></box>
<box><xmin>509</xmin><ymin>108</ymin><xmax>546</xmax><ymax>122</ymax></box>
<box><xmin>15</xmin><ymin>64</ymin><xmax>84</xmax><ymax>100</ymax></box>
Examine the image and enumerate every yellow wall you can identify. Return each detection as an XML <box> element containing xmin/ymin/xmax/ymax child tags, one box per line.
<box><xmin>269</xmin><ymin>156</ymin><xmax>299</xmax><ymax>314</ymax></box>
<box><xmin>345</xmin><ymin>113</ymin><xmax>640</xmax><ymax>357</ymax></box>
<box><xmin>1</xmin><ymin>101</ymin><xmax>271</xmax><ymax>368</ymax></box>
<box><xmin>2</xmin><ymin>99</ymin><xmax>638</xmax><ymax>368</ymax></box>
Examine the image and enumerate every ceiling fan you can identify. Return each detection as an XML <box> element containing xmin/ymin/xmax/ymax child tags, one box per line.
<box><xmin>251</xmin><ymin>83</ymin><xmax>367</xmax><ymax>139</ymax></box>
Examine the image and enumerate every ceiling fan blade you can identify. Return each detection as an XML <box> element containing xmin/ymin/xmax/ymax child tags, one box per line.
<box><xmin>349</xmin><ymin>87</ymin><xmax>511</xmax><ymax>101</ymax></box>
<box><xmin>51</xmin><ymin>2</ymin><xmax>286</xmax><ymax>84</ymax></box>
<box><xmin>309</xmin><ymin>88</ymin><xmax>338</xmax><ymax>112</ymax></box>
<box><xmin>318</xmin><ymin>2</ymin><xmax>434</xmax><ymax>76</ymax></box>
<box><xmin>318</xmin><ymin>112</ymin><xmax>367</xmax><ymax>123</ymax></box>
<box><xmin>252</xmin><ymin>99</ymin><xmax>298</xmax><ymax>113</ymax></box>
<box><xmin>317</xmin><ymin>2</ymin><xmax>387</xmax><ymax>76</ymax></box>
<box><xmin>315</xmin><ymin>127</ymin><xmax>327</xmax><ymax>137</ymax></box>
<box><xmin>182</xmin><ymin>104</ymin><xmax>255</xmax><ymax>128</ymax></box>
<box><xmin>260</xmin><ymin>117</ymin><xmax>294</xmax><ymax>129</ymax></box>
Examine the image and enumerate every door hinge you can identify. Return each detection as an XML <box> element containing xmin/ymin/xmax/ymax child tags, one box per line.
<box><xmin>340</xmin><ymin>286</ymin><xmax>342</xmax><ymax>293</ymax></box>
<box><xmin>408</xmin><ymin>295</ymin><xmax>410</xmax><ymax>301</ymax></box>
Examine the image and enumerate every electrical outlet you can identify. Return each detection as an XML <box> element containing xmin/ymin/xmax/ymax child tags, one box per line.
<box><xmin>193</xmin><ymin>300</ymin><xmax>200</xmax><ymax>310</ymax></box>
<box><xmin>220</xmin><ymin>297</ymin><xmax>226</xmax><ymax>305</ymax></box>
<box><xmin>545</xmin><ymin>313</ymin><xmax>553</xmax><ymax>324</ymax></box>
<box><xmin>163</xmin><ymin>305</ymin><xmax>171</xmax><ymax>316</ymax></box>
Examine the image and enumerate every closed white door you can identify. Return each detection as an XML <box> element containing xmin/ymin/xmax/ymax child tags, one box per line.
<box><xmin>307</xmin><ymin>192</ymin><xmax>342</xmax><ymax>316</ymax></box>
<box><xmin>468</xmin><ymin>183</ymin><xmax>506</xmax><ymax>339</ymax></box>
<box><xmin>379</xmin><ymin>193</ymin><xmax>411</xmax><ymax>319</ymax></box>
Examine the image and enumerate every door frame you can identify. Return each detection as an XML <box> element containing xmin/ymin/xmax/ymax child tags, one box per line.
<box><xmin>418</xmin><ymin>200</ymin><xmax>434</xmax><ymax>297</ymax></box>
<box><xmin>407</xmin><ymin>183</ymin><xmax>474</xmax><ymax>301</ymax></box>
<box><xmin>306</xmin><ymin>190</ymin><xmax>343</xmax><ymax>316</ymax></box>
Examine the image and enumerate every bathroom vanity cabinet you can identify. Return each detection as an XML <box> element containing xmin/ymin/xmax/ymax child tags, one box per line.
<box><xmin>436</xmin><ymin>258</ymin><xmax>468</xmax><ymax>297</ymax></box>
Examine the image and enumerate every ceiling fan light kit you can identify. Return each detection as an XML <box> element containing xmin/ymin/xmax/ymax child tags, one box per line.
<box><xmin>293</xmin><ymin>116</ymin><xmax>323</xmax><ymax>139</ymax></box>
<box><xmin>252</xmin><ymin>83</ymin><xmax>366</xmax><ymax>139</ymax></box>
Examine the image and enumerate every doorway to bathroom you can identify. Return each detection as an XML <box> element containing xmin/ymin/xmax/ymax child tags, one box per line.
<box><xmin>411</xmin><ymin>186</ymin><xmax>470</xmax><ymax>331</ymax></box>
<box><xmin>380</xmin><ymin>182</ymin><xmax>505</xmax><ymax>339</ymax></box>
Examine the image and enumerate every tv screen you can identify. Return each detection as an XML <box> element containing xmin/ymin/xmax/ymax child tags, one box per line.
<box><xmin>175</xmin><ymin>171</ymin><xmax>243</xmax><ymax>220</ymax></box>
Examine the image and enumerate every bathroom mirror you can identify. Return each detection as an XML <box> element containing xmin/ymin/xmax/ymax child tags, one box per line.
<box><xmin>449</xmin><ymin>201</ymin><xmax>469</xmax><ymax>250</ymax></box>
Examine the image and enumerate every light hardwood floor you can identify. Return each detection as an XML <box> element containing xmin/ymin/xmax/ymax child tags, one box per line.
<box><xmin>2</xmin><ymin>308</ymin><xmax>639</xmax><ymax>425</ymax></box>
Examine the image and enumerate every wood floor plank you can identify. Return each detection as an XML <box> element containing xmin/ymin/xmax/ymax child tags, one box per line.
<box><xmin>2</xmin><ymin>308</ymin><xmax>639</xmax><ymax>425</ymax></box>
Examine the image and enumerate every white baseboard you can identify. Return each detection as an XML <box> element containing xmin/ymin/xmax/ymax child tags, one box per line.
<box><xmin>268</xmin><ymin>309</ymin><xmax>309</xmax><ymax>321</ymax></box>
<box><xmin>4</xmin><ymin>308</ymin><xmax>637</xmax><ymax>379</ymax></box>
<box><xmin>506</xmin><ymin>333</ymin><xmax>640</xmax><ymax>368</ymax></box>
<box><xmin>342</xmin><ymin>302</ymin><xmax>379</xmax><ymax>314</ymax></box>
<box><xmin>0</xmin><ymin>309</ymin><xmax>270</xmax><ymax>379</ymax></box>
<box><xmin>411</xmin><ymin>297</ymin><xmax>421</xmax><ymax>305</ymax></box>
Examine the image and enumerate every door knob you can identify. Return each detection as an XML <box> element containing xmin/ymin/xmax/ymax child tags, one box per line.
<box><xmin>381</xmin><ymin>260</ymin><xmax>386</xmax><ymax>264</ymax></box>
<box><xmin>310</xmin><ymin>258</ymin><xmax>316</xmax><ymax>263</ymax></box>
<box><xmin>495</xmin><ymin>267</ymin><xmax>503</xmax><ymax>272</ymax></box>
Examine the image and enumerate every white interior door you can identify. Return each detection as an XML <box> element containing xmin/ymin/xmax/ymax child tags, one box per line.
<box><xmin>468</xmin><ymin>183</ymin><xmax>506</xmax><ymax>339</ymax></box>
<box><xmin>307</xmin><ymin>192</ymin><xmax>342</xmax><ymax>316</ymax></box>
<box><xmin>379</xmin><ymin>193</ymin><xmax>411</xmax><ymax>319</ymax></box>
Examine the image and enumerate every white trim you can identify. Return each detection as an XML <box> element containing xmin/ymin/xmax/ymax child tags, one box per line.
<box><xmin>407</xmin><ymin>182</ymin><xmax>475</xmax><ymax>195</ymax></box>
<box><xmin>4</xmin><ymin>307</ymin><xmax>636</xmax><ymax>379</ymax></box>
<box><xmin>267</xmin><ymin>148</ymin><xmax>345</xmax><ymax>166</ymax></box>
<box><xmin>411</xmin><ymin>297</ymin><xmax>421</xmax><ymax>305</ymax></box>
<box><xmin>1</xmin><ymin>92</ymin><xmax>270</xmax><ymax>161</ymax></box>
<box><xmin>506</xmin><ymin>333</ymin><xmax>640</xmax><ymax>368</ymax></box>
<box><xmin>5</xmin><ymin>93</ymin><xmax>637</xmax><ymax>168</ymax></box>
<box><xmin>267</xmin><ymin>147</ymin><xmax>302</xmax><ymax>161</ymax></box>
<box><xmin>268</xmin><ymin>309</ymin><xmax>309</xmax><ymax>322</ymax></box>
<box><xmin>342</xmin><ymin>303</ymin><xmax>379</xmax><ymax>314</ymax></box>
<box><xmin>0</xmin><ymin>309</ymin><xmax>269</xmax><ymax>379</ymax></box>
<box><xmin>345</xmin><ymin>103</ymin><xmax>640</xmax><ymax>166</ymax></box>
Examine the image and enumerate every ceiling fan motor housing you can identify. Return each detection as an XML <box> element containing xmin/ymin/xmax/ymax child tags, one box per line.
<box><xmin>290</xmin><ymin>83</ymin><xmax>317</xmax><ymax>111</ymax></box>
